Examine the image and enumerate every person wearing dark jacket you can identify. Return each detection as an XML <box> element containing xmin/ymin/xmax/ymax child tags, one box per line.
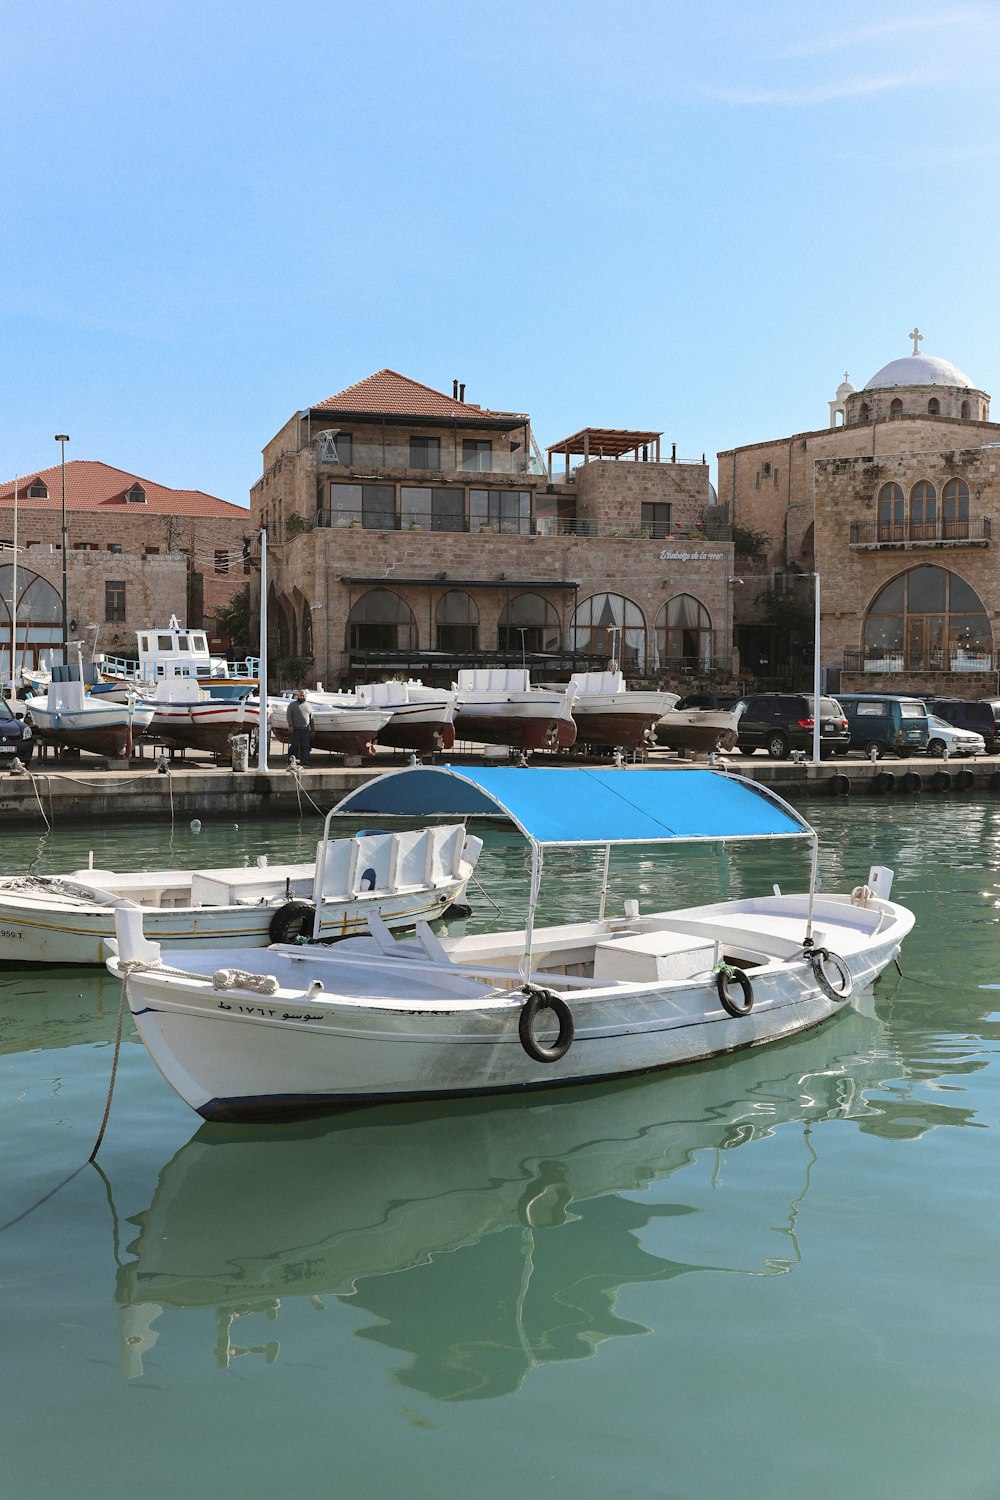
<box><xmin>287</xmin><ymin>690</ymin><xmax>313</xmax><ymax>766</ymax></box>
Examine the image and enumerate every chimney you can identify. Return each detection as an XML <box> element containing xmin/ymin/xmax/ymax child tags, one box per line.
<box><xmin>459</xmin><ymin>383</ymin><xmax>466</xmax><ymax>402</ymax></box>
<box><xmin>671</xmin><ymin>443</ymin><xmax>677</xmax><ymax>463</ymax></box>
<box><xmin>453</xmin><ymin>380</ymin><xmax>458</xmax><ymax>398</ymax></box>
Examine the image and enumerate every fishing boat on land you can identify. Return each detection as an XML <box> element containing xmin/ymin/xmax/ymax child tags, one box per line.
<box><xmin>0</xmin><ymin>823</ymin><xmax>481</xmax><ymax>966</ymax></box>
<box><xmin>655</xmin><ymin>703</ymin><xmax>742</xmax><ymax>755</ymax></box>
<box><xmin>266</xmin><ymin>693</ymin><xmax>392</xmax><ymax>757</ymax></box>
<box><xmin>354</xmin><ymin>680</ymin><xmax>457</xmax><ymax>753</ymax></box>
<box><xmin>98</xmin><ymin>617</ymin><xmax>259</xmax><ymax>701</ymax></box>
<box><xmin>26</xmin><ymin>665</ymin><xmax>154</xmax><ymax>759</ymax></box>
<box><xmin>452</xmin><ymin>668</ymin><xmax>577</xmax><ymax>752</ymax></box>
<box><xmin>107</xmin><ymin>765</ymin><xmax>914</xmax><ymax>1121</ymax></box>
<box><xmin>541</xmin><ymin>670</ymin><xmax>679</xmax><ymax>750</ymax></box>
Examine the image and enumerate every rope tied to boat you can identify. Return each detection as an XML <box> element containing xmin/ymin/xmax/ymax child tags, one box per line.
<box><xmin>851</xmin><ymin>885</ymin><xmax>875</xmax><ymax>907</ymax></box>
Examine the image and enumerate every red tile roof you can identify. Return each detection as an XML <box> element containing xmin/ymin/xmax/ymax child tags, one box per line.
<box><xmin>313</xmin><ymin>368</ymin><xmax>524</xmax><ymax>421</ymax></box>
<box><xmin>0</xmin><ymin>460</ymin><xmax>247</xmax><ymax>516</ymax></box>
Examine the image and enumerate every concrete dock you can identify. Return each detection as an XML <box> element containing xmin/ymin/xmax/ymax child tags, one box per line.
<box><xmin>3</xmin><ymin>748</ymin><xmax>1000</xmax><ymax>826</ymax></box>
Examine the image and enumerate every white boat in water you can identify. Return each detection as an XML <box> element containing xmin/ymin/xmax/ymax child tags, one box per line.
<box><xmin>26</xmin><ymin>665</ymin><xmax>154</xmax><ymax>759</ymax></box>
<box><xmin>1</xmin><ymin>822</ymin><xmax>480</xmax><ymax>966</ymax></box>
<box><xmin>453</xmin><ymin>668</ymin><xmax>577</xmax><ymax>752</ymax></box>
<box><xmin>108</xmin><ymin>765</ymin><xmax>914</xmax><ymax>1122</ymax></box>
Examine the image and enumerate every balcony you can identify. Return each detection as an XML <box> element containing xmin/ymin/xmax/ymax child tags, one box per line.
<box><xmin>849</xmin><ymin>518</ymin><xmax>991</xmax><ymax>550</ymax></box>
<box><xmin>316</xmin><ymin>440</ymin><xmax>544</xmax><ymax>477</ymax></box>
<box><xmin>313</xmin><ymin>509</ymin><xmax>706</xmax><ymax>540</ymax></box>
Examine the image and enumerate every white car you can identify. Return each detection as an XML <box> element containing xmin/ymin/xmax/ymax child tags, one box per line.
<box><xmin>925</xmin><ymin>713</ymin><xmax>985</xmax><ymax>758</ymax></box>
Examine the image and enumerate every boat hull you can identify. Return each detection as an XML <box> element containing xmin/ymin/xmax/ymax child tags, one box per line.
<box><xmin>572</xmin><ymin>706</ymin><xmax>660</xmax><ymax>750</ymax></box>
<box><xmin>455</xmin><ymin>700</ymin><xmax>576</xmax><ymax>752</ymax></box>
<box><xmin>27</xmin><ymin>705</ymin><xmax>154</xmax><ymax>759</ymax></box>
<box><xmin>655</xmin><ymin>709</ymin><xmax>740</xmax><ymax>754</ymax></box>
<box><xmin>114</xmin><ymin>894</ymin><xmax>912</xmax><ymax>1121</ymax></box>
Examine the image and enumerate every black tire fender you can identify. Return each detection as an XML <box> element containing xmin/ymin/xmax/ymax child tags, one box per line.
<box><xmin>955</xmin><ymin>768</ymin><xmax>975</xmax><ymax>792</ymax></box>
<box><xmin>717</xmin><ymin>965</ymin><xmax>754</xmax><ymax>1017</ymax></box>
<box><xmin>931</xmin><ymin>770</ymin><xmax>952</xmax><ymax>792</ymax></box>
<box><xmin>900</xmin><ymin>771</ymin><xmax>922</xmax><ymax>793</ymax></box>
<box><xmin>829</xmin><ymin>772</ymin><xmax>851</xmax><ymax>796</ymax></box>
<box><xmin>268</xmin><ymin>899</ymin><xmax>316</xmax><ymax>944</ymax></box>
<box><xmin>810</xmin><ymin>947</ymin><xmax>853</xmax><ymax>1002</ymax></box>
<box><xmin>873</xmin><ymin>770</ymin><xmax>896</xmax><ymax>794</ymax></box>
<box><xmin>519</xmin><ymin>986</ymin><xmax>574</xmax><ymax>1062</ymax></box>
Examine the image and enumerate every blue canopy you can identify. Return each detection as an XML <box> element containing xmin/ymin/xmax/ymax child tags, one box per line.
<box><xmin>332</xmin><ymin>766</ymin><xmax>812</xmax><ymax>847</ymax></box>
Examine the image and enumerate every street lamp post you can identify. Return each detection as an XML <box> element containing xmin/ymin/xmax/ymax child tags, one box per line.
<box><xmin>257</xmin><ymin>526</ymin><xmax>268</xmax><ymax>774</ymax></box>
<box><xmin>54</xmin><ymin>435</ymin><xmax>70</xmax><ymax>660</ymax></box>
<box><xmin>798</xmin><ymin>571</ymin><xmax>822</xmax><ymax>764</ymax></box>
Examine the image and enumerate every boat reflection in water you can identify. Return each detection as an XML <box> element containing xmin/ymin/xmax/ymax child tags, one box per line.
<box><xmin>113</xmin><ymin>1004</ymin><xmax>945</xmax><ymax>1398</ymax></box>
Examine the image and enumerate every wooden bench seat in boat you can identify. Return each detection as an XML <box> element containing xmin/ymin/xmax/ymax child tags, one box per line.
<box><xmin>592</xmin><ymin>930</ymin><xmax>719</xmax><ymax>984</ymax></box>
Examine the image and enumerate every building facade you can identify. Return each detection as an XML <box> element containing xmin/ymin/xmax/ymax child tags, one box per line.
<box><xmin>717</xmin><ymin>334</ymin><xmax>1000</xmax><ymax>698</ymax></box>
<box><xmin>0</xmin><ymin>461</ymin><xmax>251</xmax><ymax>678</ymax></box>
<box><xmin>250</xmin><ymin>370</ymin><xmax>734</xmax><ymax>689</ymax></box>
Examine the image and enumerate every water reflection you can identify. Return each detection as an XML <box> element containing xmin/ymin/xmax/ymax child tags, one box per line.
<box><xmin>109</xmin><ymin>1005</ymin><xmax>969</xmax><ymax>1399</ymax></box>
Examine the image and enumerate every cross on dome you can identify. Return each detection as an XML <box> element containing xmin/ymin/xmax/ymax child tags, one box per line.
<box><xmin>908</xmin><ymin>327</ymin><xmax>923</xmax><ymax>356</ymax></box>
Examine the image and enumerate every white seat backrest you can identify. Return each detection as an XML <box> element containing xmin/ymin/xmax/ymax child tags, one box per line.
<box><xmin>427</xmin><ymin>825</ymin><xmax>465</xmax><ymax>882</ymax></box>
<box><xmin>313</xmin><ymin>837</ymin><xmax>358</xmax><ymax>899</ymax></box>
<box><xmin>351</xmin><ymin>833</ymin><xmax>394</xmax><ymax>894</ymax></box>
<box><xmin>456</xmin><ymin>668</ymin><xmax>530</xmax><ymax>692</ymax></box>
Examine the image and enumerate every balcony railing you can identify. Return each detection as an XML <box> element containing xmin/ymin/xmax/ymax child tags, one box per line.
<box><xmin>843</xmin><ymin>649</ymin><xmax>999</xmax><ymax>674</ymax></box>
<box><xmin>849</xmin><ymin>518</ymin><xmax>991</xmax><ymax>547</ymax></box>
<box><xmin>312</xmin><ymin>510</ymin><xmax>711</xmax><ymax>541</ymax></box>
<box><xmin>317</xmin><ymin>441</ymin><xmax>544</xmax><ymax>477</ymax></box>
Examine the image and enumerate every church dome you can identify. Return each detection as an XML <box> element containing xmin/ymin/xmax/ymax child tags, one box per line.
<box><xmin>864</xmin><ymin>354</ymin><xmax>974</xmax><ymax>390</ymax></box>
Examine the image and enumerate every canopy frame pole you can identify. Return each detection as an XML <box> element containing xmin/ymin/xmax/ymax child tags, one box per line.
<box><xmin>597</xmin><ymin>842</ymin><xmax>611</xmax><ymax>921</ymax></box>
<box><xmin>520</xmin><ymin>840</ymin><xmax>543</xmax><ymax>984</ymax></box>
<box><xmin>803</xmin><ymin>833</ymin><xmax>819</xmax><ymax>948</ymax></box>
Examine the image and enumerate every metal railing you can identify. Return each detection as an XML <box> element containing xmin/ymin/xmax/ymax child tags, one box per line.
<box><xmin>312</xmin><ymin>510</ymin><xmax>717</xmax><ymax>541</ymax></box>
<box><xmin>843</xmin><ymin>649</ymin><xmax>999</xmax><ymax>674</ymax></box>
<box><xmin>849</xmin><ymin>518</ymin><xmax>991</xmax><ymax>546</ymax></box>
<box><xmin>316</xmin><ymin>441</ymin><xmax>544</xmax><ymax>477</ymax></box>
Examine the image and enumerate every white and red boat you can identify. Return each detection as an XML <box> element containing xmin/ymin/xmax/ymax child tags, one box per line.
<box><xmin>655</xmin><ymin>704</ymin><xmax>742</xmax><ymax>756</ymax></box>
<box><xmin>268</xmin><ymin>693</ymin><xmax>391</xmax><ymax>757</ymax></box>
<box><xmin>355</xmin><ymin>680</ymin><xmax>456</xmax><ymax>753</ymax></box>
<box><xmin>542</xmin><ymin>671</ymin><xmax>679</xmax><ymax>751</ymax></box>
<box><xmin>27</xmin><ymin>669</ymin><xmax>154</xmax><ymax>759</ymax></box>
<box><xmin>452</xmin><ymin>669</ymin><xmax>577</xmax><ymax>753</ymax></box>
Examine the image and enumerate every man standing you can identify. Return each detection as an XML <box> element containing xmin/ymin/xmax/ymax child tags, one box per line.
<box><xmin>287</xmin><ymin>689</ymin><xmax>313</xmax><ymax>766</ymax></box>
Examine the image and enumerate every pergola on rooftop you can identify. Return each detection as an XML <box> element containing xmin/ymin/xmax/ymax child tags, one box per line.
<box><xmin>546</xmin><ymin>427</ymin><xmax>662</xmax><ymax>480</ymax></box>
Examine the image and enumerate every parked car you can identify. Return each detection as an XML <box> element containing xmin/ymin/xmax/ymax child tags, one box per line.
<box><xmin>0</xmin><ymin>698</ymin><xmax>33</xmax><ymax>767</ymax></box>
<box><xmin>926</xmin><ymin>697</ymin><xmax>1000</xmax><ymax>754</ymax></box>
<box><xmin>675</xmin><ymin>692</ymin><xmax>742</xmax><ymax>711</ymax></box>
<box><xmin>925</xmin><ymin>713</ymin><xmax>985</xmax><ymax>758</ymax></box>
<box><xmin>835</xmin><ymin>694</ymin><xmax>930</xmax><ymax>758</ymax></box>
<box><xmin>734</xmin><ymin>693</ymin><xmax>850</xmax><ymax>759</ymax></box>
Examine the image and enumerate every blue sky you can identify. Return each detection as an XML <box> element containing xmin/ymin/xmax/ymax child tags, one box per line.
<box><xmin>3</xmin><ymin>0</ymin><xmax>999</xmax><ymax>506</ymax></box>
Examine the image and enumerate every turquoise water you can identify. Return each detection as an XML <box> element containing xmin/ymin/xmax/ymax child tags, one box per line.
<box><xmin>2</xmin><ymin>798</ymin><xmax>999</xmax><ymax>1499</ymax></box>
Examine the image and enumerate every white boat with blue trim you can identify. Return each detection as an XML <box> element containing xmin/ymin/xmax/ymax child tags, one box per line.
<box><xmin>108</xmin><ymin>765</ymin><xmax>915</xmax><ymax>1122</ymax></box>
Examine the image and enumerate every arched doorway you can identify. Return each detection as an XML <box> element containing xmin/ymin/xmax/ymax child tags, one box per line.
<box><xmin>0</xmin><ymin>565</ymin><xmax>62</xmax><ymax>681</ymax></box>
<box><xmin>435</xmin><ymin>591</ymin><xmax>478</xmax><ymax>652</ymax></box>
<box><xmin>654</xmin><ymin>595</ymin><xmax>714</xmax><ymax>671</ymax></box>
<box><xmin>862</xmin><ymin>566</ymin><xmax>992</xmax><ymax>672</ymax></box>
<box><xmin>571</xmin><ymin>593</ymin><xmax>646</xmax><ymax>670</ymax></box>
<box><xmin>498</xmin><ymin>593</ymin><xmax>560</xmax><ymax>654</ymax></box>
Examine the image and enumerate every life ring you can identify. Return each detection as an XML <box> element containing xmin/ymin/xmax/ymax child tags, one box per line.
<box><xmin>519</xmin><ymin>986</ymin><xmax>574</xmax><ymax>1062</ymax></box>
<box><xmin>809</xmin><ymin>947</ymin><xmax>853</xmax><ymax>1002</ymax></box>
<box><xmin>717</xmin><ymin>965</ymin><xmax>754</xmax><ymax>1017</ymax></box>
<box><xmin>955</xmin><ymin>768</ymin><xmax>975</xmax><ymax>792</ymax></box>
<box><xmin>900</xmin><ymin>771</ymin><xmax>922</xmax><ymax>794</ymax></box>
<box><xmin>268</xmin><ymin>899</ymin><xmax>316</xmax><ymax>944</ymax></box>
<box><xmin>829</xmin><ymin>773</ymin><xmax>851</xmax><ymax>796</ymax></box>
<box><xmin>931</xmin><ymin>770</ymin><xmax>952</xmax><ymax>792</ymax></box>
<box><xmin>873</xmin><ymin>770</ymin><xmax>896</xmax><ymax>795</ymax></box>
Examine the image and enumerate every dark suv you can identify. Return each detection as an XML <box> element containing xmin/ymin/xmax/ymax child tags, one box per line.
<box><xmin>0</xmin><ymin>698</ymin><xmax>33</xmax><ymax>767</ymax></box>
<box><xmin>928</xmin><ymin>697</ymin><xmax>1000</xmax><ymax>754</ymax></box>
<box><xmin>735</xmin><ymin>693</ymin><xmax>850</xmax><ymax>759</ymax></box>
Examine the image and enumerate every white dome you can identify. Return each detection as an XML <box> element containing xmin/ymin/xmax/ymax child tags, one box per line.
<box><xmin>864</xmin><ymin>354</ymin><xmax>974</xmax><ymax>390</ymax></box>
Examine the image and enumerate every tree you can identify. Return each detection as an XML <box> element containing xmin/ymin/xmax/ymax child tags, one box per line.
<box><xmin>213</xmin><ymin>585</ymin><xmax>254</xmax><ymax>658</ymax></box>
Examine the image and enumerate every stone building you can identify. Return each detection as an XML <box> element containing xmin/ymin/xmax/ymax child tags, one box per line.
<box><xmin>0</xmin><ymin>460</ymin><xmax>251</xmax><ymax>678</ymax></box>
<box><xmin>251</xmin><ymin>370</ymin><xmax>733</xmax><ymax>688</ymax></box>
<box><xmin>717</xmin><ymin>331</ymin><xmax>1000</xmax><ymax>698</ymax></box>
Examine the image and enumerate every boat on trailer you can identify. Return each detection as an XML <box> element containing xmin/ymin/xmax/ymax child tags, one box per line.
<box><xmin>108</xmin><ymin>765</ymin><xmax>914</xmax><ymax>1122</ymax></box>
<box><xmin>1</xmin><ymin>823</ymin><xmax>480</xmax><ymax>966</ymax></box>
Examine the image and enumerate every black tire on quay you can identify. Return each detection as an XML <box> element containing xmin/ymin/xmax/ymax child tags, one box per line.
<box><xmin>900</xmin><ymin>771</ymin><xmax>922</xmax><ymax>794</ymax></box>
<box><xmin>268</xmin><ymin>899</ymin><xmax>317</xmax><ymax>944</ymax></box>
<box><xmin>873</xmin><ymin>771</ymin><xmax>896</xmax><ymax>794</ymax></box>
<box><xmin>519</xmin><ymin>988</ymin><xmax>575</xmax><ymax>1063</ymax></box>
<box><xmin>990</xmin><ymin>771</ymin><xmax>1000</xmax><ymax>790</ymax></box>
<box><xmin>829</xmin><ymin>773</ymin><xmax>851</xmax><ymax>796</ymax></box>
<box><xmin>955</xmin><ymin>769</ymin><xmax>976</xmax><ymax>792</ymax></box>
<box><xmin>717</xmin><ymin>966</ymin><xmax>754</xmax><ymax>1017</ymax></box>
<box><xmin>810</xmin><ymin>947</ymin><xmax>853</xmax><ymax>1002</ymax></box>
<box><xmin>931</xmin><ymin>770</ymin><xmax>952</xmax><ymax>792</ymax></box>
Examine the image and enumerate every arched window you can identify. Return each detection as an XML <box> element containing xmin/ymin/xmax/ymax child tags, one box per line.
<box><xmin>655</xmin><ymin>595</ymin><xmax>713</xmax><ymax>671</ymax></box>
<box><xmin>498</xmin><ymin>593</ymin><xmax>560</xmax><ymax>653</ymax></box>
<box><xmin>889</xmin><ymin>398</ymin><xmax>903</xmax><ymax>419</ymax></box>
<box><xmin>943</xmin><ymin>478</ymin><xmax>970</xmax><ymax>539</ymax></box>
<box><xmin>348</xmin><ymin>589</ymin><xmax>415</xmax><ymax>652</ymax></box>
<box><xmin>863</xmin><ymin>566</ymin><xmax>991</xmax><ymax>672</ymax></box>
<box><xmin>571</xmin><ymin>593</ymin><xmax>646</xmax><ymax>670</ymax></box>
<box><xmin>910</xmin><ymin>481</ymin><xmax>936</xmax><ymax>540</ymax></box>
<box><xmin>961</xmin><ymin>400</ymin><xmax>971</xmax><ymax>419</ymax></box>
<box><xmin>858</xmin><ymin>402</ymin><xmax>870</xmax><ymax>423</ymax></box>
<box><xmin>0</xmin><ymin>565</ymin><xmax>62</xmax><ymax>678</ymax></box>
<box><xmin>927</xmin><ymin>398</ymin><xmax>940</xmax><ymax>416</ymax></box>
<box><xmin>878</xmin><ymin>483</ymin><xmax>904</xmax><ymax>541</ymax></box>
<box><xmin>435</xmin><ymin>590</ymin><xmax>478</xmax><ymax>652</ymax></box>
